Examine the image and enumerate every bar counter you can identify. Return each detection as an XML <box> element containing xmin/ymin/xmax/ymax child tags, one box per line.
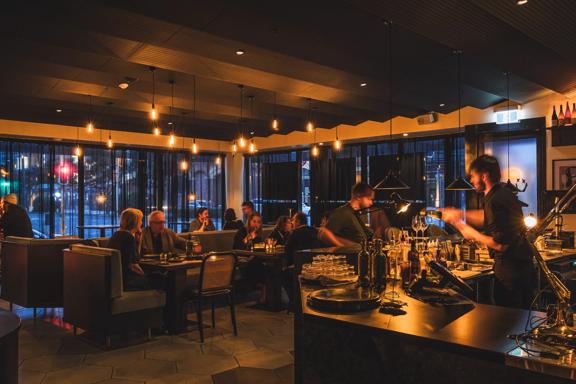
<box><xmin>294</xmin><ymin>248</ymin><xmax>576</xmax><ymax>384</ymax></box>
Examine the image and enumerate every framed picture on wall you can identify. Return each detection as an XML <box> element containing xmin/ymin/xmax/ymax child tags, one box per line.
<box><xmin>553</xmin><ymin>159</ymin><xmax>576</xmax><ymax>190</ymax></box>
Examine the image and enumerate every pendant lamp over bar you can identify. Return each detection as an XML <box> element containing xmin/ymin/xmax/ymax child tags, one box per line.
<box><xmin>446</xmin><ymin>50</ymin><xmax>474</xmax><ymax>191</ymax></box>
<box><xmin>373</xmin><ymin>21</ymin><xmax>409</xmax><ymax>191</ymax></box>
<box><xmin>502</xmin><ymin>71</ymin><xmax>524</xmax><ymax>195</ymax></box>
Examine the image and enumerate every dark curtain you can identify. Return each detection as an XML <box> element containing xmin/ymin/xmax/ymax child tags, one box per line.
<box><xmin>310</xmin><ymin>157</ymin><xmax>356</xmax><ymax>225</ymax></box>
<box><xmin>261</xmin><ymin>161</ymin><xmax>298</xmax><ymax>223</ymax></box>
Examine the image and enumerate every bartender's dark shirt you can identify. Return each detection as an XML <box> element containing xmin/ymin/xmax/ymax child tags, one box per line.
<box><xmin>483</xmin><ymin>183</ymin><xmax>530</xmax><ymax>262</ymax></box>
<box><xmin>325</xmin><ymin>203</ymin><xmax>373</xmax><ymax>244</ymax></box>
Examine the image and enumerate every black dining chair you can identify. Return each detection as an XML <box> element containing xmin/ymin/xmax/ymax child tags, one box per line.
<box><xmin>187</xmin><ymin>252</ymin><xmax>238</xmax><ymax>342</ymax></box>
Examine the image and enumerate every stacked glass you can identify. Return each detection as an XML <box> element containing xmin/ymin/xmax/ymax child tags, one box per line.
<box><xmin>301</xmin><ymin>254</ymin><xmax>356</xmax><ymax>281</ymax></box>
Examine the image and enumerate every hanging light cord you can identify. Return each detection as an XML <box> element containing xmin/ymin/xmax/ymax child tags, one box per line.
<box><xmin>506</xmin><ymin>71</ymin><xmax>511</xmax><ymax>180</ymax></box>
<box><xmin>388</xmin><ymin>21</ymin><xmax>393</xmax><ymax>140</ymax></box>
<box><xmin>456</xmin><ymin>50</ymin><xmax>462</xmax><ymax>177</ymax></box>
<box><xmin>239</xmin><ymin>85</ymin><xmax>244</xmax><ymax>138</ymax></box>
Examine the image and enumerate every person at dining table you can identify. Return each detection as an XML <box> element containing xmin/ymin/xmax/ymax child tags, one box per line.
<box><xmin>189</xmin><ymin>207</ymin><xmax>216</xmax><ymax>232</ymax></box>
<box><xmin>268</xmin><ymin>215</ymin><xmax>292</xmax><ymax>246</ymax></box>
<box><xmin>222</xmin><ymin>208</ymin><xmax>244</xmax><ymax>230</ymax></box>
<box><xmin>107</xmin><ymin>208</ymin><xmax>151</xmax><ymax>291</ymax></box>
<box><xmin>233</xmin><ymin>212</ymin><xmax>264</xmax><ymax>250</ymax></box>
<box><xmin>241</xmin><ymin>201</ymin><xmax>254</xmax><ymax>223</ymax></box>
<box><xmin>141</xmin><ymin>210</ymin><xmax>187</xmax><ymax>255</ymax></box>
<box><xmin>0</xmin><ymin>193</ymin><xmax>33</xmax><ymax>239</ymax></box>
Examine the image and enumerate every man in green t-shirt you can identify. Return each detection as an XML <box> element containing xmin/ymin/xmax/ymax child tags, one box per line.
<box><xmin>319</xmin><ymin>182</ymin><xmax>375</xmax><ymax>245</ymax></box>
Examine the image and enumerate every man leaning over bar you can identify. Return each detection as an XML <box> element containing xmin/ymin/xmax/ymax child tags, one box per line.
<box><xmin>319</xmin><ymin>182</ymin><xmax>375</xmax><ymax>246</ymax></box>
<box><xmin>141</xmin><ymin>210</ymin><xmax>186</xmax><ymax>255</ymax></box>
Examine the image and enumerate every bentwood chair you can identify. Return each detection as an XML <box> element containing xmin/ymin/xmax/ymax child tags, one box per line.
<box><xmin>186</xmin><ymin>252</ymin><xmax>238</xmax><ymax>343</ymax></box>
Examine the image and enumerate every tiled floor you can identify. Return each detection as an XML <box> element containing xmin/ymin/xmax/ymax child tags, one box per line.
<box><xmin>0</xmin><ymin>299</ymin><xmax>294</xmax><ymax>384</ymax></box>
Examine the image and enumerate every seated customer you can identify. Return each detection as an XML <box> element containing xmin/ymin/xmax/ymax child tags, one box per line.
<box><xmin>141</xmin><ymin>210</ymin><xmax>186</xmax><ymax>255</ymax></box>
<box><xmin>268</xmin><ymin>215</ymin><xmax>292</xmax><ymax>246</ymax></box>
<box><xmin>233</xmin><ymin>212</ymin><xmax>263</xmax><ymax>250</ymax></box>
<box><xmin>107</xmin><ymin>208</ymin><xmax>150</xmax><ymax>291</ymax></box>
<box><xmin>241</xmin><ymin>201</ymin><xmax>254</xmax><ymax>223</ymax></box>
<box><xmin>222</xmin><ymin>208</ymin><xmax>244</xmax><ymax>230</ymax></box>
<box><xmin>285</xmin><ymin>212</ymin><xmax>321</xmax><ymax>267</ymax></box>
<box><xmin>0</xmin><ymin>193</ymin><xmax>33</xmax><ymax>238</ymax></box>
<box><xmin>189</xmin><ymin>207</ymin><xmax>216</xmax><ymax>232</ymax></box>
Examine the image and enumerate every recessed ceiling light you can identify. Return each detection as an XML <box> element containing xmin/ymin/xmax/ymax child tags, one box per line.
<box><xmin>402</xmin><ymin>133</ymin><xmax>409</xmax><ymax>137</ymax></box>
<box><xmin>56</xmin><ymin>109</ymin><xmax>62</xmax><ymax>113</ymax></box>
<box><xmin>236</xmin><ymin>49</ymin><xmax>245</xmax><ymax>56</ymax></box>
<box><xmin>319</xmin><ymin>142</ymin><xmax>324</xmax><ymax>146</ymax></box>
<box><xmin>439</xmin><ymin>103</ymin><xmax>445</xmax><ymax>107</ymax></box>
<box><xmin>168</xmin><ymin>121</ymin><xmax>173</xmax><ymax>125</ymax></box>
<box><xmin>250</xmin><ymin>131</ymin><xmax>255</xmax><ymax>135</ymax></box>
<box><xmin>517</xmin><ymin>0</ymin><xmax>528</xmax><ymax>5</ymax></box>
<box><xmin>118</xmin><ymin>82</ymin><xmax>130</xmax><ymax>90</ymax></box>
<box><xmin>360</xmin><ymin>82</ymin><xmax>367</xmax><ymax>87</ymax></box>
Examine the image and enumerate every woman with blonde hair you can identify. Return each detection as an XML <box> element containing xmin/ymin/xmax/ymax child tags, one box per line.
<box><xmin>106</xmin><ymin>208</ymin><xmax>150</xmax><ymax>291</ymax></box>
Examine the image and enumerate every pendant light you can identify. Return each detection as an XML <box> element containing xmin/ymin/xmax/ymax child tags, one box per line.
<box><xmin>86</xmin><ymin>94</ymin><xmax>94</xmax><ymax>133</ymax></box>
<box><xmin>150</xmin><ymin>66</ymin><xmax>160</xmax><ymax>136</ymax></box>
<box><xmin>306</xmin><ymin>98</ymin><xmax>314</xmax><ymax>132</ymax></box>
<box><xmin>215</xmin><ymin>142</ymin><xmax>222</xmax><ymax>165</ymax></box>
<box><xmin>179</xmin><ymin>111</ymin><xmax>188</xmax><ymax>171</ymax></box>
<box><xmin>232</xmin><ymin>140</ymin><xmax>238</xmax><ymax>154</ymax></box>
<box><xmin>248</xmin><ymin>95</ymin><xmax>257</xmax><ymax>153</ymax></box>
<box><xmin>191</xmin><ymin>75</ymin><xmax>199</xmax><ymax>154</ymax></box>
<box><xmin>445</xmin><ymin>50</ymin><xmax>474</xmax><ymax>191</ymax></box>
<box><xmin>73</xmin><ymin>122</ymin><xmax>82</xmax><ymax>157</ymax></box>
<box><xmin>168</xmin><ymin>80</ymin><xmax>176</xmax><ymax>148</ymax></box>
<box><xmin>311</xmin><ymin>119</ymin><xmax>319</xmax><ymax>157</ymax></box>
<box><xmin>374</xmin><ymin>21</ymin><xmax>410</xmax><ymax>191</ymax></box>
<box><xmin>333</xmin><ymin>125</ymin><xmax>342</xmax><ymax>151</ymax></box>
<box><xmin>503</xmin><ymin>72</ymin><xmax>523</xmax><ymax>195</ymax></box>
<box><xmin>272</xmin><ymin>92</ymin><xmax>279</xmax><ymax>131</ymax></box>
<box><xmin>237</xmin><ymin>85</ymin><xmax>246</xmax><ymax>148</ymax></box>
<box><xmin>107</xmin><ymin>131</ymin><xmax>113</xmax><ymax>148</ymax></box>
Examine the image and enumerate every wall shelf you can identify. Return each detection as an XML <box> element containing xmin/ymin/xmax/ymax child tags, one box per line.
<box><xmin>550</xmin><ymin>125</ymin><xmax>576</xmax><ymax>147</ymax></box>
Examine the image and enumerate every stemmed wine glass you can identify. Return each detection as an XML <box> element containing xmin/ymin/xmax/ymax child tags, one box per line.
<box><xmin>411</xmin><ymin>216</ymin><xmax>420</xmax><ymax>241</ymax></box>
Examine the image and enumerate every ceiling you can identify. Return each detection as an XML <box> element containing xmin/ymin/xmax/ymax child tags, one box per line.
<box><xmin>0</xmin><ymin>0</ymin><xmax>574</xmax><ymax>141</ymax></box>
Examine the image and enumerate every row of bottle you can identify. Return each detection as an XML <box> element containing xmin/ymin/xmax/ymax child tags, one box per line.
<box><xmin>551</xmin><ymin>102</ymin><xmax>576</xmax><ymax>127</ymax></box>
<box><xmin>357</xmin><ymin>239</ymin><xmax>387</xmax><ymax>292</ymax></box>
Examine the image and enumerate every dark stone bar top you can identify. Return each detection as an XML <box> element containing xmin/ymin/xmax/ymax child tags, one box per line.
<box><xmin>295</xmin><ymin>272</ymin><xmax>575</xmax><ymax>383</ymax></box>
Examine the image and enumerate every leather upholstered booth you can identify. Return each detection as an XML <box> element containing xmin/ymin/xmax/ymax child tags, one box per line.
<box><xmin>1</xmin><ymin>236</ymin><xmax>84</xmax><ymax>314</ymax></box>
<box><xmin>63</xmin><ymin>245</ymin><xmax>165</xmax><ymax>348</ymax></box>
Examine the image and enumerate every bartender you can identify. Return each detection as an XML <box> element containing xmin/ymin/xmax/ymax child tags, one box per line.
<box><xmin>319</xmin><ymin>182</ymin><xmax>374</xmax><ymax>246</ymax></box>
<box><xmin>441</xmin><ymin>155</ymin><xmax>536</xmax><ymax>309</ymax></box>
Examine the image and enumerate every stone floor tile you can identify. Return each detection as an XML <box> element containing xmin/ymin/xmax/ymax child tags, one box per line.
<box><xmin>41</xmin><ymin>364</ymin><xmax>112</xmax><ymax>384</ymax></box>
<box><xmin>146</xmin><ymin>373</ymin><xmax>214</xmax><ymax>384</ymax></box>
<box><xmin>19</xmin><ymin>353</ymin><xmax>85</xmax><ymax>373</ymax></box>
<box><xmin>275</xmin><ymin>364</ymin><xmax>295</xmax><ymax>384</ymax></box>
<box><xmin>146</xmin><ymin>342</ymin><xmax>203</xmax><ymax>361</ymax></box>
<box><xmin>94</xmin><ymin>379</ymin><xmax>144</xmax><ymax>384</ymax></box>
<box><xmin>213</xmin><ymin>367</ymin><xmax>282</xmax><ymax>384</ymax></box>
<box><xmin>206</xmin><ymin>337</ymin><xmax>258</xmax><ymax>355</ymax></box>
<box><xmin>85</xmin><ymin>347</ymin><xmax>145</xmax><ymax>367</ymax></box>
<box><xmin>113</xmin><ymin>359</ymin><xmax>177</xmax><ymax>381</ymax></box>
<box><xmin>235</xmin><ymin>348</ymin><xmax>293</xmax><ymax>370</ymax></box>
<box><xmin>177</xmin><ymin>353</ymin><xmax>238</xmax><ymax>375</ymax></box>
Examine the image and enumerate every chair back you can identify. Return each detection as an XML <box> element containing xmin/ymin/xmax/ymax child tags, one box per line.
<box><xmin>69</xmin><ymin>244</ymin><xmax>123</xmax><ymax>298</ymax></box>
<box><xmin>199</xmin><ymin>253</ymin><xmax>237</xmax><ymax>292</ymax></box>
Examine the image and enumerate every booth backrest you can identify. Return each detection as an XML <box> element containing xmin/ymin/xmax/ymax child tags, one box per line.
<box><xmin>69</xmin><ymin>244</ymin><xmax>123</xmax><ymax>298</ymax></box>
<box><xmin>180</xmin><ymin>226</ymin><xmax>274</xmax><ymax>252</ymax></box>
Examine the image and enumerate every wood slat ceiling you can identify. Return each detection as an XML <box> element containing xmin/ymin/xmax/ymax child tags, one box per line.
<box><xmin>0</xmin><ymin>0</ymin><xmax>572</xmax><ymax>141</ymax></box>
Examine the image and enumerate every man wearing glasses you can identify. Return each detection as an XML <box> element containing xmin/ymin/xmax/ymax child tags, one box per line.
<box><xmin>141</xmin><ymin>210</ymin><xmax>187</xmax><ymax>255</ymax></box>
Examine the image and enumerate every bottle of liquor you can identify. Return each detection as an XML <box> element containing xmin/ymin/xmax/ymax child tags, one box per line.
<box><xmin>408</xmin><ymin>240</ymin><xmax>420</xmax><ymax>281</ymax></box>
<box><xmin>372</xmin><ymin>239</ymin><xmax>387</xmax><ymax>292</ymax></box>
<box><xmin>551</xmin><ymin>105</ymin><xmax>559</xmax><ymax>127</ymax></box>
<box><xmin>566</xmin><ymin>102</ymin><xmax>572</xmax><ymax>126</ymax></box>
<box><xmin>559</xmin><ymin>104</ymin><xmax>565</xmax><ymax>126</ymax></box>
<box><xmin>573</xmin><ymin>103</ymin><xmax>576</xmax><ymax>125</ymax></box>
<box><xmin>357</xmin><ymin>240</ymin><xmax>370</xmax><ymax>288</ymax></box>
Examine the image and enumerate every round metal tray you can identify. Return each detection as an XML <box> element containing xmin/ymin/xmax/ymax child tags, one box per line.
<box><xmin>307</xmin><ymin>288</ymin><xmax>381</xmax><ymax>312</ymax></box>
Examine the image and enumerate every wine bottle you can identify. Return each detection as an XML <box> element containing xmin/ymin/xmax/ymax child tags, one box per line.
<box><xmin>559</xmin><ymin>104</ymin><xmax>565</xmax><ymax>126</ymax></box>
<box><xmin>566</xmin><ymin>102</ymin><xmax>572</xmax><ymax>126</ymax></box>
<box><xmin>373</xmin><ymin>239</ymin><xmax>387</xmax><ymax>293</ymax></box>
<box><xmin>357</xmin><ymin>240</ymin><xmax>370</xmax><ymax>288</ymax></box>
<box><xmin>552</xmin><ymin>105</ymin><xmax>559</xmax><ymax>127</ymax></box>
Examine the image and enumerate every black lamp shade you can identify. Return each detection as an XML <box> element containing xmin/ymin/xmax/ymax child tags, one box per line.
<box><xmin>373</xmin><ymin>171</ymin><xmax>410</xmax><ymax>191</ymax></box>
<box><xmin>504</xmin><ymin>179</ymin><xmax>521</xmax><ymax>194</ymax></box>
<box><xmin>445</xmin><ymin>176</ymin><xmax>475</xmax><ymax>191</ymax></box>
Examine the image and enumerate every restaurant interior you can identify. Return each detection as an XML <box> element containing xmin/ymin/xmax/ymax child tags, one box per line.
<box><xmin>1</xmin><ymin>1</ymin><xmax>576</xmax><ymax>383</ymax></box>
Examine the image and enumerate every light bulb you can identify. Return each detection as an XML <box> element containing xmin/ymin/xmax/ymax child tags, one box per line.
<box><xmin>96</xmin><ymin>194</ymin><xmax>107</xmax><ymax>204</ymax></box>
<box><xmin>312</xmin><ymin>145</ymin><xmax>319</xmax><ymax>157</ymax></box>
<box><xmin>215</xmin><ymin>156</ymin><xmax>221</xmax><ymax>165</ymax></box>
<box><xmin>180</xmin><ymin>159</ymin><xmax>188</xmax><ymax>171</ymax></box>
<box><xmin>150</xmin><ymin>105</ymin><xmax>157</xmax><ymax>121</ymax></box>
<box><xmin>73</xmin><ymin>145</ymin><xmax>82</xmax><ymax>157</ymax></box>
<box><xmin>188</xmin><ymin>193</ymin><xmax>196</xmax><ymax>201</ymax></box>
<box><xmin>272</xmin><ymin>118</ymin><xmax>279</xmax><ymax>131</ymax></box>
<box><xmin>153</xmin><ymin>126</ymin><xmax>160</xmax><ymax>136</ymax></box>
<box><xmin>192</xmin><ymin>139</ymin><xmax>198</xmax><ymax>154</ymax></box>
<box><xmin>249</xmin><ymin>140</ymin><xmax>256</xmax><ymax>153</ymax></box>
<box><xmin>334</xmin><ymin>139</ymin><xmax>342</xmax><ymax>151</ymax></box>
<box><xmin>169</xmin><ymin>133</ymin><xmax>175</xmax><ymax>147</ymax></box>
<box><xmin>86</xmin><ymin>122</ymin><xmax>94</xmax><ymax>133</ymax></box>
<box><xmin>232</xmin><ymin>142</ymin><xmax>238</xmax><ymax>153</ymax></box>
<box><xmin>524</xmin><ymin>213</ymin><xmax>537</xmax><ymax>229</ymax></box>
<box><xmin>107</xmin><ymin>136</ymin><xmax>113</xmax><ymax>148</ymax></box>
<box><xmin>306</xmin><ymin>121</ymin><xmax>314</xmax><ymax>132</ymax></box>
<box><xmin>239</xmin><ymin>136</ymin><xmax>246</xmax><ymax>148</ymax></box>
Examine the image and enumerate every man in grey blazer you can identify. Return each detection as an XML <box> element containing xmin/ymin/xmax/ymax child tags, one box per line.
<box><xmin>141</xmin><ymin>210</ymin><xmax>187</xmax><ymax>255</ymax></box>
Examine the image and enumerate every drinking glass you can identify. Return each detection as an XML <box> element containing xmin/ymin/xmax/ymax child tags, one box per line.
<box><xmin>160</xmin><ymin>252</ymin><xmax>168</xmax><ymax>264</ymax></box>
<box><xmin>411</xmin><ymin>216</ymin><xmax>420</xmax><ymax>239</ymax></box>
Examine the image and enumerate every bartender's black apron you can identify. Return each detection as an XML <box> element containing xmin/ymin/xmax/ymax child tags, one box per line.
<box><xmin>483</xmin><ymin>183</ymin><xmax>537</xmax><ymax>309</ymax></box>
